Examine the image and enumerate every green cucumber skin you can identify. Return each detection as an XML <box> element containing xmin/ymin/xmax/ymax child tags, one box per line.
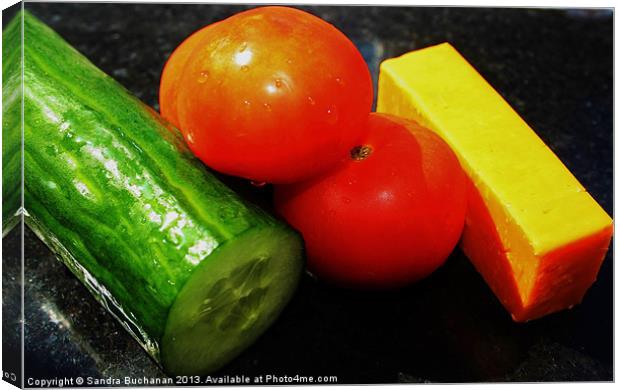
<box><xmin>13</xmin><ymin>11</ymin><xmax>291</xmax><ymax>345</ymax></box>
<box><xmin>2</xmin><ymin>15</ymin><xmax>22</xmax><ymax>232</ymax></box>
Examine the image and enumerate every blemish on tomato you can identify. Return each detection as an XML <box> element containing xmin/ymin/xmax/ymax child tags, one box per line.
<box><xmin>350</xmin><ymin>145</ymin><xmax>373</xmax><ymax>161</ymax></box>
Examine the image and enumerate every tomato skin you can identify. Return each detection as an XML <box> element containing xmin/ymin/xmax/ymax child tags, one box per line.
<box><xmin>166</xmin><ymin>6</ymin><xmax>372</xmax><ymax>184</ymax></box>
<box><xmin>274</xmin><ymin>113</ymin><xmax>467</xmax><ymax>288</ymax></box>
<box><xmin>159</xmin><ymin>23</ymin><xmax>218</xmax><ymax>127</ymax></box>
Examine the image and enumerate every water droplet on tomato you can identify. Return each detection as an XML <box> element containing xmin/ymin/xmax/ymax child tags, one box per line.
<box><xmin>286</xmin><ymin>58</ymin><xmax>293</xmax><ymax>64</ymax></box>
<box><xmin>263</xmin><ymin>103</ymin><xmax>272</xmax><ymax>111</ymax></box>
<box><xmin>235</xmin><ymin>49</ymin><xmax>253</xmax><ymax>66</ymax></box>
<box><xmin>197</xmin><ymin>70</ymin><xmax>209</xmax><ymax>83</ymax></box>
<box><xmin>335</xmin><ymin>77</ymin><xmax>344</xmax><ymax>86</ymax></box>
<box><xmin>239</xmin><ymin>42</ymin><xmax>248</xmax><ymax>52</ymax></box>
<box><xmin>243</xmin><ymin>100</ymin><xmax>251</xmax><ymax>107</ymax></box>
<box><xmin>326</xmin><ymin>105</ymin><xmax>339</xmax><ymax>125</ymax></box>
<box><xmin>241</xmin><ymin>65</ymin><xmax>249</xmax><ymax>72</ymax></box>
<box><xmin>307</xmin><ymin>96</ymin><xmax>316</xmax><ymax>105</ymax></box>
<box><xmin>275</xmin><ymin>79</ymin><xmax>283</xmax><ymax>88</ymax></box>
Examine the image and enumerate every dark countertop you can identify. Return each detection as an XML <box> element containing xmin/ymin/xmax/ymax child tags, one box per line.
<box><xmin>2</xmin><ymin>2</ymin><xmax>613</xmax><ymax>384</ymax></box>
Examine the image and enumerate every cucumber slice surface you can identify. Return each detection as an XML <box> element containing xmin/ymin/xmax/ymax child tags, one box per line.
<box><xmin>163</xmin><ymin>226</ymin><xmax>303</xmax><ymax>374</ymax></box>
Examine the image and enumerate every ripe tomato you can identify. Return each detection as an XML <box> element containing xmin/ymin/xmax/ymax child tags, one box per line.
<box><xmin>274</xmin><ymin>113</ymin><xmax>467</xmax><ymax>288</ymax></box>
<box><xmin>160</xmin><ymin>6</ymin><xmax>373</xmax><ymax>184</ymax></box>
<box><xmin>159</xmin><ymin>23</ymin><xmax>217</xmax><ymax>128</ymax></box>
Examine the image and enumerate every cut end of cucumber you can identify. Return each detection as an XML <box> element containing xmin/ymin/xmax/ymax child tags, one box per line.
<box><xmin>161</xmin><ymin>225</ymin><xmax>303</xmax><ymax>375</ymax></box>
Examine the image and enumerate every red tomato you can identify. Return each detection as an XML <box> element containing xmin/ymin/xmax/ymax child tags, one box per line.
<box><xmin>274</xmin><ymin>113</ymin><xmax>467</xmax><ymax>288</ymax></box>
<box><xmin>161</xmin><ymin>6</ymin><xmax>373</xmax><ymax>184</ymax></box>
<box><xmin>159</xmin><ymin>23</ymin><xmax>217</xmax><ymax>128</ymax></box>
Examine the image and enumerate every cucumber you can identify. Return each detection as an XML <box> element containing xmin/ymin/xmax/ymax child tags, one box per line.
<box><xmin>7</xmin><ymin>11</ymin><xmax>303</xmax><ymax>375</ymax></box>
<box><xmin>2</xmin><ymin>12</ymin><xmax>22</xmax><ymax>235</ymax></box>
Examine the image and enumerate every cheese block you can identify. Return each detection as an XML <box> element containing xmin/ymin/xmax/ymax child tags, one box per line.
<box><xmin>377</xmin><ymin>42</ymin><xmax>612</xmax><ymax>321</ymax></box>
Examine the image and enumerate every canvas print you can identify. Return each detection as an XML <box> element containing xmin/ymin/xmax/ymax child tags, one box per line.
<box><xmin>1</xmin><ymin>1</ymin><xmax>613</xmax><ymax>386</ymax></box>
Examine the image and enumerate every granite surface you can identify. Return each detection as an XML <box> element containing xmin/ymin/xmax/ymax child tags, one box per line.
<box><xmin>2</xmin><ymin>2</ymin><xmax>613</xmax><ymax>385</ymax></box>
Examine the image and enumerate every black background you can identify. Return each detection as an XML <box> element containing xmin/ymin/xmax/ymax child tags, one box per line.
<box><xmin>3</xmin><ymin>2</ymin><xmax>613</xmax><ymax>384</ymax></box>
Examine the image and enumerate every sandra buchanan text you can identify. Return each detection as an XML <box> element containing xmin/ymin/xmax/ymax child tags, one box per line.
<box><xmin>89</xmin><ymin>376</ymin><xmax>175</xmax><ymax>385</ymax></box>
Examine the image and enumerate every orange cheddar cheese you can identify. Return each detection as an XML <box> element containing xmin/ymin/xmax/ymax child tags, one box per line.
<box><xmin>377</xmin><ymin>42</ymin><xmax>612</xmax><ymax>321</ymax></box>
